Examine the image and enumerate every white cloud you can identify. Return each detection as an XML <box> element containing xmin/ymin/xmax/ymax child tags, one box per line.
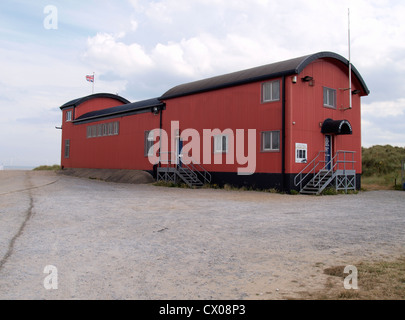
<box><xmin>130</xmin><ymin>20</ymin><xmax>138</xmax><ymax>32</ymax></box>
<box><xmin>84</xmin><ymin>32</ymin><xmax>154</xmax><ymax>76</ymax></box>
<box><xmin>2</xmin><ymin>0</ymin><xmax>405</xmax><ymax>166</ymax></box>
<box><xmin>363</xmin><ymin>99</ymin><xmax>405</xmax><ymax>118</ymax></box>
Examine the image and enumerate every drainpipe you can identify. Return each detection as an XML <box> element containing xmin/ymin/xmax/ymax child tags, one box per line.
<box><xmin>281</xmin><ymin>75</ymin><xmax>286</xmax><ymax>192</ymax></box>
<box><xmin>159</xmin><ymin>104</ymin><xmax>163</xmax><ymax>167</ymax></box>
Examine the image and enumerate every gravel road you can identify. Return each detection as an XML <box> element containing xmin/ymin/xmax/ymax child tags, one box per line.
<box><xmin>0</xmin><ymin>170</ymin><xmax>404</xmax><ymax>300</ymax></box>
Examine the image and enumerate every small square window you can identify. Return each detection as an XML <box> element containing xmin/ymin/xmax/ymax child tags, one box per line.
<box><xmin>213</xmin><ymin>135</ymin><xmax>228</xmax><ymax>153</ymax></box>
<box><xmin>262</xmin><ymin>80</ymin><xmax>280</xmax><ymax>103</ymax></box>
<box><xmin>145</xmin><ymin>131</ymin><xmax>155</xmax><ymax>157</ymax></box>
<box><xmin>66</xmin><ymin>110</ymin><xmax>72</xmax><ymax>122</ymax></box>
<box><xmin>323</xmin><ymin>87</ymin><xmax>336</xmax><ymax>108</ymax></box>
<box><xmin>261</xmin><ymin>131</ymin><xmax>280</xmax><ymax>152</ymax></box>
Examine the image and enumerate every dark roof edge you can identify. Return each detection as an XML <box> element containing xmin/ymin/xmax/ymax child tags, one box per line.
<box><xmin>160</xmin><ymin>69</ymin><xmax>298</xmax><ymax>100</ymax></box>
<box><xmin>60</xmin><ymin>93</ymin><xmax>131</xmax><ymax>110</ymax></box>
<box><xmin>296</xmin><ymin>51</ymin><xmax>370</xmax><ymax>95</ymax></box>
<box><xmin>160</xmin><ymin>51</ymin><xmax>369</xmax><ymax>100</ymax></box>
<box><xmin>73</xmin><ymin>100</ymin><xmax>165</xmax><ymax>123</ymax></box>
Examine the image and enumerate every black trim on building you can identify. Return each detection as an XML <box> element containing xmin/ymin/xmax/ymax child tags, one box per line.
<box><xmin>206</xmin><ymin>172</ymin><xmax>361</xmax><ymax>193</ymax></box>
<box><xmin>321</xmin><ymin>118</ymin><xmax>353</xmax><ymax>135</ymax></box>
<box><xmin>160</xmin><ymin>51</ymin><xmax>370</xmax><ymax>100</ymax></box>
<box><xmin>73</xmin><ymin>98</ymin><xmax>166</xmax><ymax>124</ymax></box>
<box><xmin>60</xmin><ymin>93</ymin><xmax>130</xmax><ymax>110</ymax></box>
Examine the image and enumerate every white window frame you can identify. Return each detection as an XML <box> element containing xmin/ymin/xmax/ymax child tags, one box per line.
<box><xmin>262</xmin><ymin>80</ymin><xmax>280</xmax><ymax>103</ymax></box>
<box><xmin>97</xmin><ymin>124</ymin><xmax>103</xmax><ymax>137</ymax></box>
<box><xmin>213</xmin><ymin>135</ymin><xmax>228</xmax><ymax>154</ymax></box>
<box><xmin>107</xmin><ymin>122</ymin><xmax>114</xmax><ymax>136</ymax></box>
<box><xmin>87</xmin><ymin>121</ymin><xmax>120</xmax><ymax>138</ymax></box>
<box><xmin>261</xmin><ymin>131</ymin><xmax>280</xmax><ymax>152</ymax></box>
<box><xmin>113</xmin><ymin>122</ymin><xmax>119</xmax><ymax>135</ymax></box>
<box><xmin>323</xmin><ymin>87</ymin><xmax>336</xmax><ymax>109</ymax></box>
<box><xmin>66</xmin><ymin>110</ymin><xmax>72</xmax><ymax>122</ymax></box>
<box><xmin>91</xmin><ymin>125</ymin><xmax>97</xmax><ymax>138</ymax></box>
<box><xmin>145</xmin><ymin>130</ymin><xmax>155</xmax><ymax>157</ymax></box>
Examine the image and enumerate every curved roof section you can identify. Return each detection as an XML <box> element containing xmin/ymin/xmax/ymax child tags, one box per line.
<box><xmin>321</xmin><ymin>118</ymin><xmax>353</xmax><ymax>135</ymax></box>
<box><xmin>60</xmin><ymin>93</ymin><xmax>130</xmax><ymax>110</ymax></box>
<box><xmin>160</xmin><ymin>51</ymin><xmax>369</xmax><ymax>100</ymax></box>
<box><xmin>73</xmin><ymin>98</ymin><xmax>164</xmax><ymax>123</ymax></box>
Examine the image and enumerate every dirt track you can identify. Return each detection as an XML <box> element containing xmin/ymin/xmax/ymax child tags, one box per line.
<box><xmin>0</xmin><ymin>170</ymin><xmax>404</xmax><ymax>300</ymax></box>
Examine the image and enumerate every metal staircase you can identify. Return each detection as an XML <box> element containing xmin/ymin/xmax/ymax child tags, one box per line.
<box><xmin>294</xmin><ymin>151</ymin><xmax>356</xmax><ymax>195</ymax></box>
<box><xmin>156</xmin><ymin>153</ymin><xmax>211</xmax><ymax>188</ymax></box>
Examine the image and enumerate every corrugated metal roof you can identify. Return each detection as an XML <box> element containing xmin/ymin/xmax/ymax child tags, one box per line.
<box><xmin>160</xmin><ymin>51</ymin><xmax>369</xmax><ymax>100</ymax></box>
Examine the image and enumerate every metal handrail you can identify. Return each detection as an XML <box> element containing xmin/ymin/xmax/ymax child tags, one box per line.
<box><xmin>157</xmin><ymin>151</ymin><xmax>212</xmax><ymax>184</ymax></box>
<box><xmin>294</xmin><ymin>150</ymin><xmax>356</xmax><ymax>190</ymax></box>
<box><xmin>182</xmin><ymin>156</ymin><xmax>212</xmax><ymax>184</ymax></box>
<box><xmin>294</xmin><ymin>151</ymin><xmax>325</xmax><ymax>190</ymax></box>
<box><xmin>312</xmin><ymin>151</ymin><xmax>356</xmax><ymax>188</ymax></box>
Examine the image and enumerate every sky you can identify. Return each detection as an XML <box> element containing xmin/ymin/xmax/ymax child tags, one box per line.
<box><xmin>0</xmin><ymin>0</ymin><xmax>404</xmax><ymax>167</ymax></box>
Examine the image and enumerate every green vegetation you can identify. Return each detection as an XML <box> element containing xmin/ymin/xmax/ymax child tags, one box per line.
<box><xmin>33</xmin><ymin>165</ymin><xmax>61</xmax><ymax>171</ymax></box>
<box><xmin>362</xmin><ymin>145</ymin><xmax>405</xmax><ymax>190</ymax></box>
<box><xmin>301</xmin><ymin>256</ymin><xmax>405</xmax><ymax>300</ymax></box>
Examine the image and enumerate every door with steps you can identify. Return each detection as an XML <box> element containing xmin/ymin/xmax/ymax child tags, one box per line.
<box><xmin>294</xmin><ymin>151</ymin><xmax>356</xmax><ymax>195</ymax></box>
<box><xmin>156</xmin><ymin>152</ymin><xmax>211</xmax><ymax>188</ymax></box>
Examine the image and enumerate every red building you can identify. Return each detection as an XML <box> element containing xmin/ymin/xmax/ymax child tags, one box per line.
<box><xmin>60</xmin><ymin>52</ymin><xmax>369</xmax><ymax>194</ymax></box>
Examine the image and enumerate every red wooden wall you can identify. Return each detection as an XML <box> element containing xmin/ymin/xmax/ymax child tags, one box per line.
<box><xmin>61</xmin><ymin>57</ymin><xmax>366</xmax><ymax>177</ymax></box>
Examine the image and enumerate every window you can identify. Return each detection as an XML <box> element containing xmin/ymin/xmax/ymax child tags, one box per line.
<box><xmin>107</xmin><ymin>122</ymin><xmax>114</xmax><ymax>136</ymax></box>
<box><xmin>66</xmin><ymin>110</ymin><xmax>72</xmax><ymax>122</ymax></box>
<box><xmin>262</xmin><ymin>80</ymin><xmax>280</xmax><ymax>103</ymax></box>
<box><xmin>261</xmin><ymin>131</ymin><xmax>280</xmax><ymax>152</ymax></box>
<box><xmin>213</xmin><ymin>135</ymin><xmax>228</xmax><ymax>153</ymax></box>
<box><xmin>87</xmin><ymin>122</ymin><xmax>119</xmax><ymax>139</ymax></box>
<box><xmin>113</xmin><ymin>122</ymin><xmax>119</xmax><ymax>135</ymax></box>
<box><xmin>145</xmin><ymin>130</ymin><xmax>155</xmax><ymax>157</ymax></box>
<box><xmin>103</xmin><ymin>123</ymin><xmax>108</xmax><ymax>136</ymax></box>
<box><xmin>64</xmin><ymin>140</ymin><xmax>70</xmax><ymax>158</ymax></box>
<box><xmin>91</xmin><ymin>125</ymin><xmax>97</xmax><ymax>138</ymax></box>
<box><xmin>323</xmin><ymin>87</ymin><xmax>336</xmax><ymax>108</ymax></box>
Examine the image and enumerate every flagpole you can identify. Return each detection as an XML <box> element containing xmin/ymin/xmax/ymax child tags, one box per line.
<box><xmin>348</xmin><ymin>8</ymin><xmax>352</xmax><ymax>109</ymax></box>
<box><xmin>92</xmin><ymin>72</ymin><xmax>95</xmax><ymax>94</ymax></box>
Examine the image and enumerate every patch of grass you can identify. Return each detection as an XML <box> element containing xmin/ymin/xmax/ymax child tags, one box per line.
<box><xmin>153</xmin><ymin>180</ymin><xmax>190</xmax><ymax>188</ymax></box>
<box><xmin>324</xmin><ymin>265</ymin><xmax>346</xmax><ymax>277</ymax></box>
<box><xmin>267</xmin><ymin>188</ymin><xmax>280</xmax><ymax>194</ymax></box>
<box><xmin>33</xmin><ymin>165</ymin><xmax>61</xmax><ymax>171</ymax></box>
<box><xmin>362</xmin><ymin>145</ymin><xmax>405</xmax><ymax>191</ymax></box>
<box><xmin>320</xmin><ymin>187</ymin><xmax>338</xmax><ymax>195</ymax></box>
<box><xmin>301</xmin><ymin>256</ymin><xmax>405</xmax><ymax>300</ymax></box>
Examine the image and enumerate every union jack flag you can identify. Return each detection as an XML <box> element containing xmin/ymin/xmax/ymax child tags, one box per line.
<box><xmin>86</xmin><ymin>75</ymin><xmax>94</xmax><ymax>82</ymax></box>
